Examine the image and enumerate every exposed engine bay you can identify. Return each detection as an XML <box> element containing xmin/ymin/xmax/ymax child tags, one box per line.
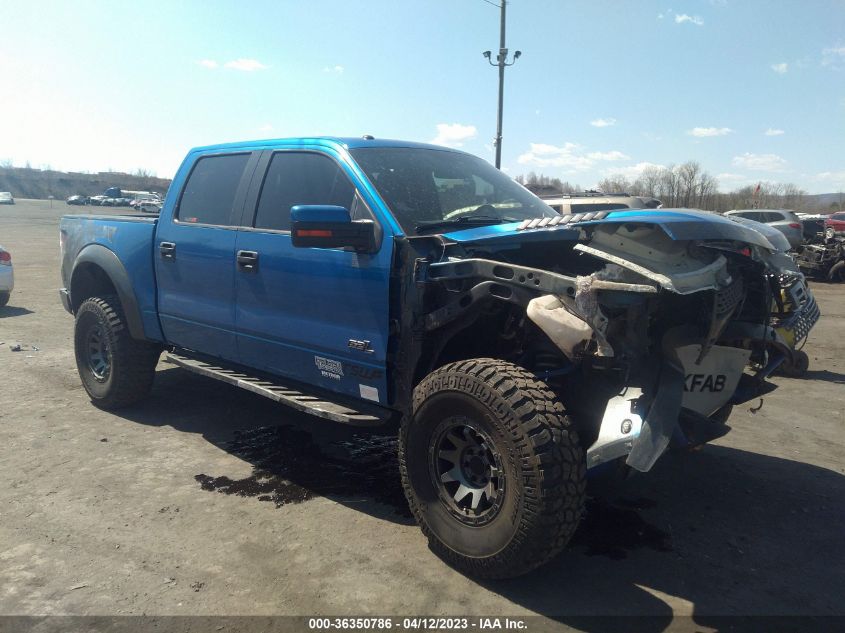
<box><xmin>395</xmin><ymin>210</ymin><xmax>801</xmax><ymax>473</ymax></box>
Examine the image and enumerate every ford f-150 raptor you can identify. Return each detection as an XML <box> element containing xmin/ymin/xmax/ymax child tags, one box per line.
<box><xmin>60</xmin><ymin>137</ymin><xmax>802</xmax><ymax>578</ymax></box>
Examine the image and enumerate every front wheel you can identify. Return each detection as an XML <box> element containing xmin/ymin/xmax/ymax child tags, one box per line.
<box><xmin>74</xmin><ymin>296</ymin><xmax>161</xmax><ymax>409</ymax></box>
<box><xmin>400</xmin><ymin>359</ymin><xmax>586</xmax><ymax>579</ymax></box>
<box><xmin>828</xmin><ymin>260</ymin><xmax>845</xmax><ymax>283</ymax></box>
<box><xmin>0</xmin><ymin>292</ymin><xmax>9</xmax><ymax>307</ymax></box>
<box><xmin>780</xmin><ymin>349</ymin><xmax>810</xmax><ymax>377</ymax></box>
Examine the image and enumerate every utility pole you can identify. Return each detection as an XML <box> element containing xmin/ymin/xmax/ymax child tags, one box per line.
<box><xmin>483</xmin><ymin>1</ymin><xmax>520</xmax><ymax>169</ymax></box>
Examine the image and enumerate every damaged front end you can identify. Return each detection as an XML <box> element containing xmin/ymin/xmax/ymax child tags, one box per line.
<box><xmin>405</xmin><ymin>209</ymin><xmax>788</xmax><ymax>474</ymax></box>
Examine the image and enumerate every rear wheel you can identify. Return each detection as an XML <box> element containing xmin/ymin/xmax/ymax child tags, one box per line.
<box><xmin>74</xmin><ymin>296</ymin><xmax>161</xmax><ymax>409</ymax></box>
<box><xmin>828</xmin><ymin>261</ymin><xmax>845</xmax><ymax>283</ymax></box>
<box><xmin>0</xmin><ymin>292</ymin><xmax>9</xmax><ymax>307</ymax></box>
<box><xmin>400</xmin><ymin>359</ymin><xmax>586</xmax><ymax>579</ymax></box>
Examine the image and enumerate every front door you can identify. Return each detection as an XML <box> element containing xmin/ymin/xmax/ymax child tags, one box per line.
<box><xmin>233</xmin><ymin>149</ymin><xmax>393</xmax><ymax>404</ymax></box>
<box><xmin>155</xmin><ymin>151</ymin><xmax>257</xmax><ymax>361</ymax></box>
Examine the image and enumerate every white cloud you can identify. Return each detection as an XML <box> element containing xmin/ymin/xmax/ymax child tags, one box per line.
<box><xmin>198</xmin><ymin>59</ymin><xmax>218</xmax><ymax>69</ymax></box>
<box><xmin>224</xmin><ymin>59</ymin><xmax>268</xmax><ymax>72</ymax></box>
<box><xmin>590</xmin><ymin>118</ymin><xmax>617</xmax><ymax>128</ymax></box>
<box><xmin>764</xmin><ymin>128</ymin><xmax>785</xmax><ymax>136</ymax></box>
<box><xmin>323</xmin><ymin>65</ymin><xmax>344</xmax><ymax>74</ymax></box>
<box><xmin>258</xmin><ymin>123</ymin><xmax>274</xmax><ymax>133</ymax></box>
<box><xmin>771</xmin><ymin>62</ymin><xmax>788</xmax><ymax>74</ymax></box>
<box><xmin>814</xmin><ymin>170</ymin><xmax>845</xmax><ymax>183</ymax></box>
<box><xmin>602</xmin><ymin>161</ymin><xmax>665</xmax><ymax>181</ymax></box>
<box><xmin>732</xmin><ymin>153</ymin><xmax>788</xmax><ymax>172</ymax></box>
<box><xmin>517</xmin><ymin>142</ymin><xmax>629</xmax><ymax>172</ymax></box>
<box><xmin>688</xmin><ymin>127</ymin><xmax>733</xmax><ymax>137</ymax></box>
<box><xmin>517</xmin><ymin>143</ymin><xmax>593</xmax><ymax>171</ymax></box>
<box><xmin>587</xmin><ymin>150</ymin><xmax>629</xmax><ymax>161</ymax></box>
<box><xmin>430</xmin><ymin>123</ymin><xmax>477</xmax><ymax>148</ymax></box>
<box><xmin>657</xmin><ymin>12</ymin><xmax>664</xmax><ymax>19</ymax></box>
<box><xmin>675</xmin><ymin>14</ymin><xmax>704</xmax><ymax>25</ymax></box>
<box><xmin>822</xmin><ymin>45</ymin><xmax>845</xmax><ymax>68</ymax></box>
<box><xmin>716</xmin><ymin>172</ymin><xmax>749</xmax><ymax>183</ymax></box>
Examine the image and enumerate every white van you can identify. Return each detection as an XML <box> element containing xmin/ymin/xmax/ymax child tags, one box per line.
<box><xmin>540</xmin><ymin>191</ymin><xmax>662</xmax><ymax>215</ymax></box>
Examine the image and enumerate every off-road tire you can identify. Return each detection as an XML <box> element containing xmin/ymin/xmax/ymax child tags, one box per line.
<box><xmin>0</xmin><ymin>292</ymin><xmax>9</xmax><ymax>307</ymax></box>
<box><xmin>399</xmin><ymin>359</ymin><xmax>586</xmax><ymax>579</ymax></box>
<box><xmin>74</xmin><ymin>296</ymin><xmax>160</xmax><ymax>409</ymax></box>
<box><xmin>828</xmin><ymin>260</ymin><xmax>845</xmax><ymax>283</ymax></box>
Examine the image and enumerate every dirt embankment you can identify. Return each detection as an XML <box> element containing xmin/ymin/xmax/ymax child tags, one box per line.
<box><xmin>0</xmin><ymin>167</ymin><xmax>171</xmax><ymax>200</ymax></box>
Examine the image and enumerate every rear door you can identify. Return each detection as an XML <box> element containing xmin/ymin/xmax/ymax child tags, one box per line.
<box><xmin>155</xmin><ymin>151</ymin><xmax>258</xmax><ymax>361</ymax></box>
<box><xmin>232</xmin><ymin>149</ymin><xmax>392</xmax><ymax>404</ymax></box>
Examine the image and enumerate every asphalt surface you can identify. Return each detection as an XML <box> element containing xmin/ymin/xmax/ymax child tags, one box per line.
<box><xmin>1</xmin><ymin>199</ymin><xmax>843</xmax><ymax>630</ymax></box>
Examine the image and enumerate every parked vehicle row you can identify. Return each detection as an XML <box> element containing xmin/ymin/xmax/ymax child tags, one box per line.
<box><xmin>66</xmin><ymin>193</ymin><xmax>163</xmax><ymax>211</ymax></box>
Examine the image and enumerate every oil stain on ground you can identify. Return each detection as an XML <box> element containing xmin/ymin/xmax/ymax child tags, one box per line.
<box><xmin>196</xmin><ymin>425</ymin><xmax>673</xmax><ymax>557</ymax></box>
<box><xmin>195</xmin><ymin>425</ymin><xmax>412</xmax><ymax>518</ymax></box>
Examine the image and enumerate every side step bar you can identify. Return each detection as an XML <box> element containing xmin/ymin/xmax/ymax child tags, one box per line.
<box><xmin>164</xmin><ymin>351</ymin><xmax>390</xmax><ymax>427</ymax></box>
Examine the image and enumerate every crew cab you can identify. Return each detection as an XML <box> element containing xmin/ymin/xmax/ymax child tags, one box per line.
<box><xmin>60</xmin><ymin>137</ymin><xmax>792</xmax><ymax>578</ymax></box>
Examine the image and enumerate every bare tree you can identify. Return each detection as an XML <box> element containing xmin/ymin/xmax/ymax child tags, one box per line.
<box><xmin>596</xmin><ymin>175</ymin><xmax>632</xmax><ymax>193</ymax></box>
<box><xmin>637</xmin><ymin>166</ymin><xmax>662</xmax><ymax>197</ymax></box>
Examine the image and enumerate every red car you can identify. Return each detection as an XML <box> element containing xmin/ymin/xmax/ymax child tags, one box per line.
<box><xmin>825</xmin><ymin>212</ymin><xmax>845</xmax><ymax>238</ymax></box>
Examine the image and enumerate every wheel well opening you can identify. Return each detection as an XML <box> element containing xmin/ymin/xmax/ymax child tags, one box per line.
<box><xmin>416</xmin><ymin>304</ymin><xmax>523</xmax><ymax>383</ymax></box>
<box><xmin>70</xmin><ymin>263</ymin><xmax>118</xmax><ymax>313</ymax></box>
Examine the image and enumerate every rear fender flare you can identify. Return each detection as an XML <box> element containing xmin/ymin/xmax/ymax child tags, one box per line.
<box><xmin>71</xmin><ymin>244</ymin><xmax>145</xmax><ymax>340</ymax></box>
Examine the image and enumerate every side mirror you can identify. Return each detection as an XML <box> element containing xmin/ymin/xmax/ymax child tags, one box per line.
<box><xmin>290</xmin><ymin>205</ymin><xmax>378</xmax><ymax>253</ymax></box>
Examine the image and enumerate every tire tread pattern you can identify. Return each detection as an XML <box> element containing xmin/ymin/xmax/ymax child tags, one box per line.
<box><xmin>75</xmin><ymin>296</ymin><xmax>160</xmax><ymax>409</ymax></box>
<box><xmin>399</xmin><ymin>358</ymin><xmax>586</xmax><ymax>579</ymax></box>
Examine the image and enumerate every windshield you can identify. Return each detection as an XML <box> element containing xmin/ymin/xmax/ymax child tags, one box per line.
<box><xmin>350</xmin><ymin>147</ymin><xmax>556</xmax><ymax>235</ymax></box>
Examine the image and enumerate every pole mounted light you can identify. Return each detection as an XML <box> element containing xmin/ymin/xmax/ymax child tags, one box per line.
<box><xmin>483</xmin><ymin>1</ymin><xmax>521</xmax><ymax>169</ymax></box>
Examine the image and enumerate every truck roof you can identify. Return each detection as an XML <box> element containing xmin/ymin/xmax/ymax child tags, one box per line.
<box><xmin>188</xmin><ymin>136</ymin><xmax>462</xmax><ymax>155</ymax></box>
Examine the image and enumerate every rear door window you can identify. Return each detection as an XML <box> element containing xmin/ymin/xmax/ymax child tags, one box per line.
<box><xmin>252</xmin><ymin>152</ymin><xmax>356</xmax><ymax>231</ymax></box>
<box><xmin>177</xmin><ymin>153</ymin><xmax>251</xmax><ymax>225</ymax></box>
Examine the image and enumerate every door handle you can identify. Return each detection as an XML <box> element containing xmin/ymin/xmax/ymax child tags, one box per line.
<box><xmin>237</xmin><ymin>250</ymin><xmax>259</xmax><ymax>271</ymax></box>
<box><xmin>159</xmin><ymin>242</ymin><xmax>176</xmax><ymax>259</ymax></box>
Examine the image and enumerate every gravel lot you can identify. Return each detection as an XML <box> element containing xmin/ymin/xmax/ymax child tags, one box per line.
<box><xmin>1</xmin><ymin>199</ymin><xmax>843</xmax><ymax>628</ymax></box>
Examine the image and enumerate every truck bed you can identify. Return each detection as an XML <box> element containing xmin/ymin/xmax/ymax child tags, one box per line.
<box><xmin>60</xmin><ymin>214</ymin><xmax>162</xmax><ymax>340</ymax></box>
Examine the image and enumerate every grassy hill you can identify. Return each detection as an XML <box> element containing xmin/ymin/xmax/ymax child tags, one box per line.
<box><xmin>0</xmin><ymin>166</ymin><xmax>171</xmax><ymax>200</ymax></box>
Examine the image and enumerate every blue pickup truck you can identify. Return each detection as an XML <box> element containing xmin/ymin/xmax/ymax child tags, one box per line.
<box><xmin>60</xmin><ymin>137</ymin><xmax>802</xmax><ymax>578</ymax></box>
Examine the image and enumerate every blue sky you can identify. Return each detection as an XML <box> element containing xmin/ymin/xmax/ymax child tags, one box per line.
<box><xmin>1</xmin><ymin>0</ymin><xmax>843</xmax><ymax>193</ymax></box>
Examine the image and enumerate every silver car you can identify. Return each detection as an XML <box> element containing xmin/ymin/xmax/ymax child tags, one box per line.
<box><xmin>724</xmin><ymin>209</ymin><xmax>803</xmax><ymax>249</ymax></box>
<box><xmin>0</xmin><ymin>191</ymin><xmax>14</xmax><ymax>205</ymax></box>
<box><xmin>0</xmin><ymin>245</ymin><xmax>13</xmax><ymax>306</ymax></box>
